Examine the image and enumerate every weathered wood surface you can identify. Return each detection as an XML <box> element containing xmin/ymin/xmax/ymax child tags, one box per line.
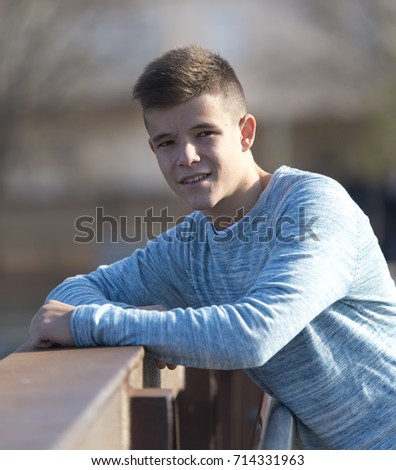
<box><xmin>0</xmin><ymin>343</ymin><xmax>183</xmax><ymax>450</ymax></box>
<box><xmin>130</xmin><ymin>388</ymin><xmax>175</xmax><ymax>449</ymax></box>
<box><xmin>0</xmin><ymin>341</ymin><xmax>294</xmax><ymax>450</ymax></box>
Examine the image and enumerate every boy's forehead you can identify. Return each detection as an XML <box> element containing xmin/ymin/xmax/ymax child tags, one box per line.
<box><xmin>144</xmin><ymin>94</ymin><xmax>233</xmax><ymax>131</ymax></box>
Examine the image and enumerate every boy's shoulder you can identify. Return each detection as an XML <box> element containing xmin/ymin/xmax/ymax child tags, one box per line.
<box><xmin>268</xmin><ymin>166</ymin><xmax>352</xmax><ymax>203</ymax></box>
<box><xmin>271</xmin><ymin>166</ymin><xmax>340</xmax><ymax>190</ymax></box>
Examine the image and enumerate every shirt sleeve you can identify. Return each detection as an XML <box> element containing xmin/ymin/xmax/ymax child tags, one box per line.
<box><xmin>71</xmin><ymin>178</ymin><xmax>361</xmax><ymax>369</ymax></box>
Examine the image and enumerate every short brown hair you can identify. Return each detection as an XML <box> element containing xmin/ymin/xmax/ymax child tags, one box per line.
<box><xmin>132</xmin><ymin>45</ymin><xmax>247</xmax><ymax>114</ymax></box>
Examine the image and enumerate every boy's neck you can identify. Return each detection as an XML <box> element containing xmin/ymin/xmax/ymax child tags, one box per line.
<box><xmin>208</xmin><ymin>167</ymin><xmax>272</xmax><ymax>230</ymax></box>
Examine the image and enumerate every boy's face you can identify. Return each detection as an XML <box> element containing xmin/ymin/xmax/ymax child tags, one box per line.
<box><xmin>145</xmin><ymin>93</ymin><xmax>257</xmax><ymax>221</ymax></box>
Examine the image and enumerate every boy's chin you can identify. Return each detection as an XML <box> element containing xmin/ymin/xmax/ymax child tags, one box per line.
<box><xmin>179</xmin><ymin>198</ymin><xmax>216</xmax><ymax>213</ymax></box>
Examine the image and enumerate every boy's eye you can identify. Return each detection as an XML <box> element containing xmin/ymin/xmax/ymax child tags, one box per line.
<box><xmin>158</xmin><ymin>140</ymin><xmax>174</xmax><ymax>149</ymax></box>
<box><xmin>198</xmin><ymin>131</ymin><xmax>214</xmax><ymax>138</ymax></box>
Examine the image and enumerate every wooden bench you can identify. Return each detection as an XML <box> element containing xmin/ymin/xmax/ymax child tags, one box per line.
<box><xmin>0</xmin><ymin>343</ymin><xmax>295</xmax><ymax>449</ymax></box>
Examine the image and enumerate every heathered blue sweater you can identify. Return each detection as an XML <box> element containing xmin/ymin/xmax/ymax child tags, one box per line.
<box><xmin>47</xmin><ymin>166</ymin><xmax>396</xmax><ymax>449</ymax></box>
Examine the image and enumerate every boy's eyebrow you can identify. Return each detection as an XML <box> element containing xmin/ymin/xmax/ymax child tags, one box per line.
<box><xmin>151</xmin><ymin>132</ymin><xmax>173</xmax><ymax>145</ymax></box>
<box><xmin>151</xmin><ymin>122</ymin><xmax>217</xmax><ymax>144</ymax></box>
<box><xmin>191</xmin><ymin>122</ymin><xmax>217</xmax><ymax>130</ymax></box>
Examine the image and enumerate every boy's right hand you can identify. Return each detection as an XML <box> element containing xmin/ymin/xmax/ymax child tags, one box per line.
<box><xmin>139</xmin><ymin>305</ymin><xmax>177</xmax><ymax>371</ymax></box>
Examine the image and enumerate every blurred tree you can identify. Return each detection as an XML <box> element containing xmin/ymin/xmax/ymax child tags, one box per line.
<box><xmin>0</xmin><ymin>0</ymin><xmax>105</xmax><ymax>198</ymax></box>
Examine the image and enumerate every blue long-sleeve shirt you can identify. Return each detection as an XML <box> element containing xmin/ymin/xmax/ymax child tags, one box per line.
<box><xmin>47</xmin><ymin>166</ymin><xmax>396</xmax><ymax>449</ymax></box>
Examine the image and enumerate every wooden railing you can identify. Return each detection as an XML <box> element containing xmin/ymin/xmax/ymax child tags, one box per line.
<box><xmin>0</xmin><ymin>343</ymin><xmax>295</xmax><ymax>450</ymax></box>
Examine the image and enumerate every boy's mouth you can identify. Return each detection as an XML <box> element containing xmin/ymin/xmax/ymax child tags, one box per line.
<box><xmin>180</xmin><ymin>173</ymin><xmax>210</xmax><ymax>184</ymax></box>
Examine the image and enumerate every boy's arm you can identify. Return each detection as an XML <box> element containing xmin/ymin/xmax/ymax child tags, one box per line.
<box><xmin>28</xmin><ymin>300</ymin><xmax>166</xmax><ymax>348</ymax></box>
<box><xmin>29</xmin><ymin>300</ymin><xmax>176</xmax><ymax>369</ymax></box>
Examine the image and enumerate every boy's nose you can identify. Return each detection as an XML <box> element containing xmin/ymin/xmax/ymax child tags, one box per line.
<box><xmin>178</xmin><ymin>142</ymin><xmax>200</xmax><ymax>166</ymax></box>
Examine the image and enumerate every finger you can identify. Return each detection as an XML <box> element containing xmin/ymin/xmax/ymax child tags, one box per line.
<box><xmin>155</xmin><ymin>360</ymin><xmax>166</xmax><ymax>369</ymax></box>
<box><xmin>154</xmin><ymin>360</ymin><xmax>177</xmax><ymax>370</ymax></box>
<box><xmin>33</xmin><ymin>339</ymin><xmax>55</xmax><ymax>349</ymax></box>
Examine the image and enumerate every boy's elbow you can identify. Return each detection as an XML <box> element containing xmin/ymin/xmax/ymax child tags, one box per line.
<box><xmin>220</xmin><ymin>335</ymin><xmax>269</xmax><ymax>369</ymax></box>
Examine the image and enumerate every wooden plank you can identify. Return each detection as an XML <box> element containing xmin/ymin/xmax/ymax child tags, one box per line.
<box><xmin>217</xmin><ymin>370</ymin><xmax>262</xmax><ymax>450</ymax></box>
<box><xmin>0</xmin><ymin>342</ymin><xmax>145</xmax><ymax>449</ymax></box>
<box><xmin>176</xmin><ymin>368</ymin><xmax>220</xmax><ymax>450</ymax></box>
<box><xmin>129</xmin><ymin>388</ymin><xmax>175</xmax><ymax>450</ymax></box>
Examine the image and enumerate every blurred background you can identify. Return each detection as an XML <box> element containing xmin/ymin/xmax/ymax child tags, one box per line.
<box><xmin>1</xmin><ymin>0</ymin><xmax>395</xmax><ymax>358</ymax></box>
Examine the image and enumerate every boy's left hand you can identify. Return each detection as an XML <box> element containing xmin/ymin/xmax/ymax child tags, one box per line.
<box><xmin>29</xmin><ymin>300</ymin><xmax>75</xmax><ymax>348</ymax></box>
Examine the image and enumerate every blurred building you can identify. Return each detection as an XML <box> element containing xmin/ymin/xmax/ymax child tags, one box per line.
<box><xmin>0</xmin><ymin>0</ymin><xmax>396</xmax><ymax>354</ymax></box>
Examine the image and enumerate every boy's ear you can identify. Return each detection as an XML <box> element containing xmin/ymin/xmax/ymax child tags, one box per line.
<box><xmin>148</xmin><ymin>138</ymin><xmax>155</xmax><ymax>153</ymax></box>
<box><xmin>239</xmin><ymin>114</ymin><xmax>256</xmax><ymax>152</ymax></box>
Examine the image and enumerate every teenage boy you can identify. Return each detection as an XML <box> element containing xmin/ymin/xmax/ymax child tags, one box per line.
<box><xmin>29</xmin><ymin>45</ymin><xmax>396</xmax><ymax>450</ymax></box>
